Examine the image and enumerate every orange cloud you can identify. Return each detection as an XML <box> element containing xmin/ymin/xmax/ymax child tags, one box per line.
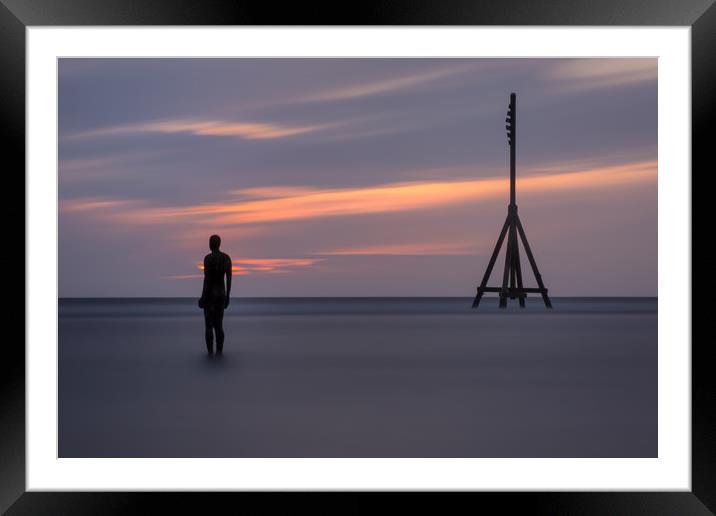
<box><xmin>195</xmin><ymin>257</ymin><xmax>320</xmax><ymax>276</ymax></box>
<box><xmin>62</xmin><ymin>160</ymin><xmax>656</xmax><ymax>229</ymax></box>
<box><xmin>116</xmin><ymin>160</ymin><xmax>655</xmax><ymax>226</ymax></box>
<box><xmin>317</xmin><ymin>241</ymin><xmax>483</xmax><ymax>256</ymax></box>
<box><xmin>68</xmin><ymin>118</ymin><xmax>334</xmax><ymax>141</ymax></box>
<box><xmin>59</xmin><ymin>198</ymin><xmax>138</xmax><ymax>212</ymax></box>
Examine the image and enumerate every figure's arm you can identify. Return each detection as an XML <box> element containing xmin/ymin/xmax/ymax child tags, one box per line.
<box><xmin>225</xmin><ymin>256</ymin><xmax>232</xmax><ymax>309</ymax></box>
<box><xmin>199</xmin><ymin>257</ymin><xmax>209</xmax><ymax>307</ymax></box>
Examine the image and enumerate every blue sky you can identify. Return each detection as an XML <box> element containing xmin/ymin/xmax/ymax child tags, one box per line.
<box><xmin>58</xmin><ymin>58</ymin><xmax>657</xmax><ymax>297</ymax></box>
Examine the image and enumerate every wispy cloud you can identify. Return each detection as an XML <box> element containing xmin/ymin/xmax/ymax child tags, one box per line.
<box><xmin>67</xmin><ymin>118</ymin><xmax>336</xmax><ymax>141</ymax></box>
<box><xmin>110</xmin><ymin>160</ymin><xmax>655</xmax><ymax>226</ymax></box>
<box><xmin>316</xmin><ymin>241</ymin><xmax>483</xmax><ymax>256</ymax></box>
<box><xmin>163</xmin><ymin>274</ymin><xmax>204</xmax><ymax>280</ymax></box>
<box><xmin>60</xmin><ymin>197</ymin><xmax>139</xmax><ymax>212</ymax></box>
<box><xmin>292</xmin><ymin>64</ymin><xmax>474</xmax><ymax>104</ymax></box>
<box><xmin>60</xmin><ymin>161</ymin><xmax>656</xmax><ymax>230</ymax></box>
<box><xmin>546</xmin><ymin>58</ymin><xmax>657</xmax><ymax>91</ymax></box>
<box><xmin>59</xmin><ymin>150</ymin><xmax>171</xmax><ymax>181</ymax></box>
<box><xmin>233</xmin><ymin>186</ymin><xmax>318</xmax><ymax>200</ymax></box>
<box><xmin>196</xmin><ymin>257</ymin><xmax>320</xmax><ymax>275</ymax></box>
<box><xmin>60</xmin><ymin>157</ymin><xmax>119</xmax><ymax>176</ymax></box>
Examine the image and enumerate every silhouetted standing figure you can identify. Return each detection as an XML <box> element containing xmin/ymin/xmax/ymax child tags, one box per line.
<box><xmin>199</xmin><ymin>235</ymin><xmax>232</xmax><ymax>355</ymax></box>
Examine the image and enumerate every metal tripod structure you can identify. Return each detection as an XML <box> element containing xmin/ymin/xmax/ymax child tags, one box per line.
<box><xmin>472</xmin><ymin>93</ymin><xmax>552</xmax><ymax>309</ymax></box>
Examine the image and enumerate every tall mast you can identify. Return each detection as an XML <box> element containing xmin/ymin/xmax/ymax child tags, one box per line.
<box><xmin>508</xmin><ymin>92</ymin><xmax>516</xmax><ymax>207</ymax></box>
<box><xmin>473</xmin><ymin>92</ymin><xmax>552</xmax><ymax>309</ymax></box>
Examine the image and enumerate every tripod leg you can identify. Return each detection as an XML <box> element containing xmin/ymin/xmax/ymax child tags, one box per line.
<box><xmin>514</xmin><ymin>239</ymin><xmax>526</xmax><ymax>308</ymax></box>
<box><xmin>515</xmin><ymin>215</ymin><xmax>552</xmax><ymax>308</ymax></box>
<box><xmin>472</xmin><ymin>290</ymin><xmax>484</xmax><ymax>309</ymax></box>
<box><xmin>472</xmin><ymin>215</ymin><xmax>510</xmax><ymax>308</ymax></box>
<box><xmin>499</xmin><ymin>220</ymin><xmax>514</xmax><ymax>309</ymax></box>
<box><xmin>509</xmin><ymin>227</ymin><xmax>517</xmax><ymax>294</ymax></box>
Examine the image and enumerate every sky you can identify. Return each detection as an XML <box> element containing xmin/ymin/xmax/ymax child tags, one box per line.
<box><xmin>58</xmin><ymin>58</ymin><xmax>657</xmax><ymax>297</ymax></box>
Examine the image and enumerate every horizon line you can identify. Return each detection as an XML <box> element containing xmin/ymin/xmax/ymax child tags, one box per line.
<box><xmin>58</xmin><ymin>295</ymin><xmax>658</xmax><ymax>300</ymax></box>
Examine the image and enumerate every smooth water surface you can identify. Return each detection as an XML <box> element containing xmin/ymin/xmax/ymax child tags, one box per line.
<box><xmin>59</xmin><ymin>297</ymin><xmax>657</xmax><ymax>457</ymax></box>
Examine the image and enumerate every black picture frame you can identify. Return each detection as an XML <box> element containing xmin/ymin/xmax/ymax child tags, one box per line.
<box><xmin>1</xmin><ymin>1</ymin><xmax>708</xmax><ymax>514</ymax></box>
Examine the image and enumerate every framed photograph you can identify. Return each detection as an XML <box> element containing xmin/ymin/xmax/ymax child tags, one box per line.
<box><xmin>3</xmin><ymin>1</ymin><xmax>708</xmax><ymax>514</ymax></box>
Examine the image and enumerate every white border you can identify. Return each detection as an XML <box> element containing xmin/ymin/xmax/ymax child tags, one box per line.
<box><xmin>27</xmin><ymin>27</ymin><xmax>691</xmax><ymax>491</ymax></box>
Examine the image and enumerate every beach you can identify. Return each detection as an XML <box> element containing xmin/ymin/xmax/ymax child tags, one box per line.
<box><xmin>59</xmin><ymin>297</ymin><xmax>657</xmax><ymax>458</ymax></box>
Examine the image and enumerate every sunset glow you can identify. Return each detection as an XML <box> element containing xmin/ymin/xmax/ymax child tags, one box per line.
<box><xmin>62</xmin><ymin>160</ymin><xmax>656</xmax><ymax>226</ymax></box>
<box><xmin>59</xmin><ymin>58</ymin><xmax>657</xmax><ymax>297</ymax></box>
<box><xmin>69</xmin><ymin>119</ymin><xmax>335</xmax><ymax>141</ymax></box>
<box><xmin>196</xmin><ymin>257</ymin><xmax>321</xmax><ymax>276</ymax></box>
<box><xmin>317</xmin><ymin>242</ymin><xmax>484</xmax><ymax>256</ymax></box>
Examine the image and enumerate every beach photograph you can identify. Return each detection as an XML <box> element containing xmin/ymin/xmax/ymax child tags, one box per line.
<box><xmin>58</xmin><ymin>58</ymin><xmax>657</xmax><ymax>458</ymax></box>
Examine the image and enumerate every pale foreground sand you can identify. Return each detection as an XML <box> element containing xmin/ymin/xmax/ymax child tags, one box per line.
<box><xmin>59</xmin><ymin>298</ymin><xmax>657</xmax><ymax>457</ymax></box>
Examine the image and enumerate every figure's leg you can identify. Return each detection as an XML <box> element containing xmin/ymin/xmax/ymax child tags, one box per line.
<box><xmin>214</xmin><ymin>304</ymin><xmax>225</xmax><ymax>354</ymax></box>
<box><xmin>204</xmin><ymin>308</ymin><xmax>214</xmax><ymax>354</ymax></box>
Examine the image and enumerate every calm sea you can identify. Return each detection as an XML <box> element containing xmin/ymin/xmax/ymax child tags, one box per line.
<box><xmin>59</xmin><ymin>297</ymin><xmax>657</xmax><ymax>458</ymax></box>
<box><xmin>59</xmin><ymin>296</ymin><xmax>657</xmax><ymax>317</ymax></box>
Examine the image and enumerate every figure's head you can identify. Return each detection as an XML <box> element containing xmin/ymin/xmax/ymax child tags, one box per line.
<box><xmin>209</xmin><ymin>234</ymin><xmax>221</xmax><ymax>251</ymax></box>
